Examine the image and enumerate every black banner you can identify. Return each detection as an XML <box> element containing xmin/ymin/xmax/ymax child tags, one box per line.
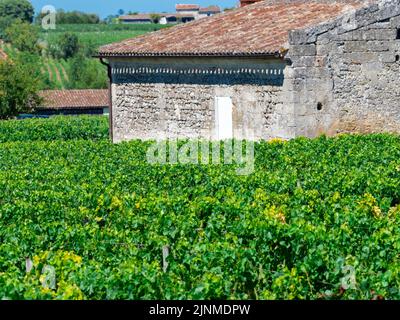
<box><xmin>0</xmin><ymin>300</ymin><xmax>398</xmax><ymax>319</ymax></box>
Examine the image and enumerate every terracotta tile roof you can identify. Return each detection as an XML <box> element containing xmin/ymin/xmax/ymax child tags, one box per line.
<box><xmin>99</xmin><ymin>0</ymin><xmax>371</xmax><ymax>58</ymax></box>
<box><xmin>176</xmin><ymin>4</ymin><xmax>200</xmax><ymax>11</ymax></box>
<box><xmin>199</xmin><ymin>6</ymin><xmax>221</xmax><ymax>13</ymax></box>
<box><xmin>39</xmin><ymin>90</ymin><xmax>109</xmax><ymax>110</ymax></box>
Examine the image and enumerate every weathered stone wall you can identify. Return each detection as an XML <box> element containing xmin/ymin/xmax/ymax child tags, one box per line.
<box><xmin>109</xmin><ymin>1</ymin><xmax>400</xmax><ymax>142</ymax></box>
<box><xmin>109</xmin><ymin>57</ymin><xmax>288</xmax><ymax>141</ymax></box>
<box><xmin>287</xmin><ymin>0</ymin><xmax>400</xmax><ymax>137</ymax></box>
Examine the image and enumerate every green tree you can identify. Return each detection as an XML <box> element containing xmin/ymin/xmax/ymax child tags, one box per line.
<box><xmin>150</xmin><ymin>14</ymin><xmax>161</xmax><ymax>24</ymax></box>
<box><xmin>0</xmin><ymin>15</ymin><xmax>13</xmax><ymax>38</ymax></box>
<box><xmin>0</xmin><ymin>53</ymin><xmax>42</xmax><ymax>119</ymax></box>
<box><xmin>58</xmin><ymin>32</ymin><xmax>80</xmax><ymax>59</ymax></box>
<box><xmin>66</xmin><ymin>54</ymin><xmax>107</xmax><ymax>89</ymax></box>
<box><xmin>104</xmin><ymin>15</ymin><xmax>118</xmax><ymax>24</ymax></box>
<box><xmin>36</xmin><ymin>9</ymin><xmax>100</xmax><ymax>24</ymax></box>
<box><xmin>4</xmin><ymin>19</ymin><xmax>39</xmax><ymax>53</ymax></box>
<box><xmin>0</xmin><ymin>0</ymin><xmax>34</xmax><ymax>22</ymax></box>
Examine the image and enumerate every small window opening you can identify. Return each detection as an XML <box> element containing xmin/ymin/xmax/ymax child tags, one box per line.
<box><xmin>396</xmin><ymin>55</ymin><xmax>400</xmax><ymax>62</ymax></box>
<box><xmin>317</xmin><ymin>102</ymin><xmax>323</xmax><ymax>111</ymax></box>
<box><xmin>397</xmin><ymin>29</ymin><xmax>400</xmax><ymax>40</ymax></box>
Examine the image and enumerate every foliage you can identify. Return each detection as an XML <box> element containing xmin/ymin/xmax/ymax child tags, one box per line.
<box><xmin>4</xmin><ymin>19</ymin><xmax>39</xmax><ymax>53</ymax></box>
<box><xmin>39</xmin><ymin>23</ymin><xmax>168</xmax><ymax>50</ymax></box>
<box><xmin>150</xmin><ymin>14</ymin><xmax>162</xmax><ymax>24</ymax></box>
<box><xmin>0</xmin><ymin>52</ymin><xmax>43</xmax><ymax>119</ymax></box>
<box><xmin>55</xmin><ymin>33</ymin><xmax>80</xmax><ymax>59</ymax></box>
<box><xmin>0</xmin><ymin>15</ymin><xmax>14</xmax><ymax>38</ymax></box>
<box><xmin>1</xmin><ymin>22</ymin><xmax>169</xmax><ymax>90</ymax></box>
<box><xmin>66</xmin><ymin>53</ymin><xmax>108</xmax><ymax>89</ymax></box>
<box><xmin>0</xmin><ymin>116</ymin><xmax>109</xmax><ymax>142</ymax></box>
<box><xmin>0</xmin><ymin>0</ymin><xmax>34</xmax><ymax>23</ymax></box>
<box><xmin>0</xmin><ymin>117</ymin><xmax>399</xmax><ymax>300</ymax></box>
<box><xmin>35</xmin><ymin>9</ymin><xmax>100</xmax><ymax>25</ymax></box>
<box><xmin>39</xmin><ymin>23</ymin><xmax>168</xmax><ymax>33</ymax></box>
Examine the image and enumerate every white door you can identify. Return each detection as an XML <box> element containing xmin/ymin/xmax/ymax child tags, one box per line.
<box><xmin>215</xmin><ymin>97</ymin><xmax>233</xmax><ymax>140</ymax></box>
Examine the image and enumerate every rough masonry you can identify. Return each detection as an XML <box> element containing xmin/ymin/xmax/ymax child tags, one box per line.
<box><xmin>99</xmin><ymin>0</ymin><xmax>400</xmax><ymax>142</ymax></box>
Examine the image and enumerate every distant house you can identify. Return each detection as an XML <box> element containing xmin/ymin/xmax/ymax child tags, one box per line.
<box><xmin>37</xmin><ymin>90</ymin><xmax>109</xmax><ymax>116</ymax></box>
<box><xmin>176</xmin><ymin>13</ymin><xmax>196</xmax><ymax>23</ymax></box>
<box><xmin>159</xmin><ymin>15</ymin><xmax>178</xmax><ymax>25</ymax></box>
<box><xmin>159</xmin><ymin>14</ymin><xmax>196</xmax><ymax>24</ymax></box>
<box><xmin>198</xmin><ymin>6</ymin><xmax>221</xmax><ymax>18</ymax></box>
<box><xmin>176</xmin><ymin>4</ymin><xmax>221</xmax><ymax>19</ymax></box>
<box><xmin>119</xmin><ymin>14</ymin><xmax>153</xmax><ymax>24</ymax></box>
<box><xmin>120</xmin><ymin>4</ymin><xmax>221</xmax><ymax>25</ymax></box>
<box><xmin>175</xmin><ymin>4</ymin><xmax>201</xmax><ymax>16</ymax></box>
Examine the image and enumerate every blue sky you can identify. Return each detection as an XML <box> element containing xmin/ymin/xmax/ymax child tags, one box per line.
<box><xmin>30</xmin><ymin>0</ymin><xmax>239</xmax><ymax>18</ymax></box>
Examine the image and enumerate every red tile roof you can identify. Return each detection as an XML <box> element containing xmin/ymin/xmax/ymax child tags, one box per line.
<box><xmin>99</xmin><ymin>0</ymin><xmax>371</xmax><ymax>58</ymax></box>
<box><xmin>176</xmin><ymin>4</ymin><xmax>200</xmax><ymax>11</ymax></box>
<box><xmin>199</xmin><ymin>5</ymin><xmax>221</xmax><ymax>13</ymax></box>
<box><xmin>39</xmin><ymin>90</ymin><xmax>109</xmax><ymax>110</ymax></box>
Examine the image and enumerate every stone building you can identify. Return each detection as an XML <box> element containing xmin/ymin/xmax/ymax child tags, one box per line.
<box><xmin>175</xmin><ymin>4</ymin><xmax>201</xmax><ymax>16</ymax></box>
<box><xmin>98</xmin><ymin>0</ymin><xmax>400</xmax><ymax>142</ymax></box>
<box><xmin>119</xmin><ymin>14</ymin><xmax>154</xmax><ymax>24</ymax></box>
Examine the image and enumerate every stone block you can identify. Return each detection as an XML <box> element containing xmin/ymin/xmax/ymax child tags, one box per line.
<box><xmin>344</xmin><ymin>41</ymin><xmax>369</xmax><ymax>53</ymax></box>
<box><xmin>367</xmin><ymin>41</ymin><xmax>390</xmax><ymax>52</ymax></box>
<box><xmin>289</xmin><ymin>44</ymin><xmax>317</xmax><ymax>57</ymax></box>
<box><xmin>390</xmin><ymin>15</ymin><xmax>400</xmax><ymax>27</ymax></box>
<box><xmin>379</xmin><ymin>52</ymin><xmax>397</xmax><ymax>63</ymax></box>
<box><xmin>291</xmin><ymin>56</ymin><xmax>316</xmax><ymax>67</ymax></box>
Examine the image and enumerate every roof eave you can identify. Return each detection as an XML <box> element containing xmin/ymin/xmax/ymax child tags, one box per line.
<box><xmin>95</xmin><ymin>51</ymin><xmax>283</xmax><ymax>59</ymax></box>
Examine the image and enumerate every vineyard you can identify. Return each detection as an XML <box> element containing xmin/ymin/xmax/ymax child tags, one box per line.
<box><xmin>1</xmin><ymin>42</ymin><xmax>70</xmax><ymax>89</ymax></box>
<box><xmin>39</xmin><ymin>23</ymin><xmax>168</xmax><ymax>49</ymax></box>
<box><xmin>1</xmin><ymin>24</ymin><xmax>166</xmax><ymax>89</ymax></box>
<box><xmin>0</xmin><ymin>116</ymin><xmax>400</xmax><ymax>299</ymax></box>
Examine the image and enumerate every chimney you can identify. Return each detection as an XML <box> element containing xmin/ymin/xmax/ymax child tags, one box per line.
<box><xmin>240</xmin><ymin>0</ymin><xmax>263</xmax><ymax>7</ymax></box>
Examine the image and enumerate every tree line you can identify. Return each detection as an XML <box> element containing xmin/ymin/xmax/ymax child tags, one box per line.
<box><xmin>35</xmin><ymin>9</ymin><xmax>100</xmax><ymax>25</ymax></box>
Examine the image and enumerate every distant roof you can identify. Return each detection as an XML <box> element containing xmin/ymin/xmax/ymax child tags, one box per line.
<box><xmin>39</xmin><ymin>90</ymin><xmax>109</xmax><ymax>110</ymax></box>
<box><xmin>176</xmin><ymin>4</ymin><xmax>200</xmax><ymax>10</ymax></box>
<box><xmin>119</xmin><ymin>13</ymin><xmax>196</xmax><ymax>20</ymax></box>
<box><xmin>199</xmin><ymin>5</ymin><xmax>221</xmax><ymax>13</ymax></box>
<box><xmin>99</xmin><ymin>0</ymin><xmax>370</xmax><ymax>58</ymax></box>
<box><xmin>119</xmin><ymin>14</ymin><xmax>153</xmax><ymax>21</ymax></box>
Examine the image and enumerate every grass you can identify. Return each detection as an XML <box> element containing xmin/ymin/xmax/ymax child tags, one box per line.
<box><xmin>39</xmin><ymin>23</ymin><xmax>168</xmax><ymax>48</ymax></box>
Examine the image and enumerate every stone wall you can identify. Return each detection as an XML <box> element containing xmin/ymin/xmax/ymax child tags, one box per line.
<box><xmin>109</xmin><ymin>57</ymin><xmax>288</xmax><ymax>141</ymax></box>
<box><xmin>109</xmin><ymin>1</ymin><xmax>400</xmax><ymax>142</ymax></box>
<box><xmin>287</xmin><ymin>0</ymin><xmax>400</xmax><ymax>137</ymax></box>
